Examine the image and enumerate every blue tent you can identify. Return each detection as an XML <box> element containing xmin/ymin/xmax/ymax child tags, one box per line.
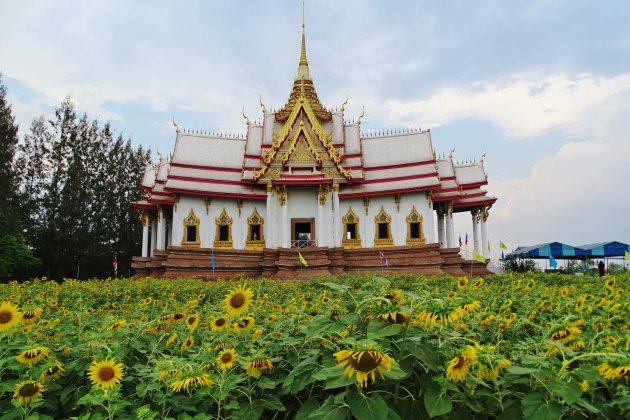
<box><xmin>577</xmin><ymin>241</ymin><xmax>630</xmax><ymax>258</ymax></box>
<box><xmin>505</xmin><ymin>242</ymin><xmax>590</xmax><ymax>260</ymax></box>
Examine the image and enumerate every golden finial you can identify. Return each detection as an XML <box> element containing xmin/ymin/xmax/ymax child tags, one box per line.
<box><xmin>449</xmin><ymin>146</ymin><xmax>455</xmax><ymax>158</ymax></box>
<box><xmin>480</xmin><ymin>150</ymin><xmax>486</xmax><ymax>162</ymax></box>
<box><xmin>357</xmin><ymin>106</ymin><xmax>365</xmax><ymax>124</ymax></box>
<box><xmin>340</xmin><ymin>95</ymin><xmax>348</xmax><ymax>112</ymax></box>
<box><xmin>242</xmin><ymin>107</ymin><xmax>251</xmax><ymax>125</ymax></box>
<box><xmin>172</xmin><ymin>116</ymin><xmax>181</xmax><ymax>132</ymax></box>
<box><xmin>156</xmin><ymin>148</ymin><xmax>163</xmax><ymax>162</ymax></box>
<box><xmin>259</xmin><ymin>95</ymin><xmax>267</xmax><ymax>113</ymax></box>
<box><xmin>297</xmin><ymin>2</ymin><xmax>310</xmax><ymax>79</ymax></box>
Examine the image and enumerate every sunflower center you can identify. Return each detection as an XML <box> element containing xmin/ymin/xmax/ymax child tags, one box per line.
<box><xmin>47</xmin><ymin>366</ymin><xmax>60</xmax><ymax>375</ymax></box>
<box><xmin>98</xmin><ymin>367</ymin><xmax>115</xmax><ymax>381</ymax></box>
<box><xmin>215</xmin><ymin>318</ymin><xmax>226</xmax><ymax>326</ymax></box>
<box><xmin>452</xmin><ymin>355</ymin><xmax>466</xmax><ymax>370</ymax></box>
<box><xmin>351</xmin><ymin>351</ymin><xmax>381</xmax><ymax>372</ymax></box>
<box><xmin>0</xmin><ymin>311</ymin><xmax>12</xmax><ymax>323</ymax></box>
<box><xmin>19</xmin><ymin>383</ymin><xmax>40</xmax><ymax>397</ymax></box>
<box><xmin>187</xmin><ymin>317</ymin><xmax>195</xmax><ymax>325</ymax></box>
<box><xmin>221</xmin><ymin>353</ymin><xmax>233</xmax><ymax>363</ymax></box>
<box><xmin>230</xmin><ymin>293</ymin><xmax>245</xmax><ymax>308</ymax></box>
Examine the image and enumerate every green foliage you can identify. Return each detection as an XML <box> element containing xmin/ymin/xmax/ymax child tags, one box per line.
<box><xmin>0</xmin><ymin>273</ymin><xmax>628</xmax><ymax>418</ymax></box>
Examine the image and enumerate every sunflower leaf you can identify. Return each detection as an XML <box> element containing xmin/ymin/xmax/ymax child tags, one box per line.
<box><xmin>347</xmin><ymin>391</ymin><xmax>389</xmax><ymax>420</ymax></box>
<box><xmin>423</xmin><ymin>387</ymin><xmax>452</xmax><ymax>418</ymax></box>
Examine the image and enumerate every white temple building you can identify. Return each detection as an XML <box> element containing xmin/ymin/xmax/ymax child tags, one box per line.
<box><xmin>132</xmin><ymin>16</ymin><xmax>496</xmax><ymax>279</ymax></box>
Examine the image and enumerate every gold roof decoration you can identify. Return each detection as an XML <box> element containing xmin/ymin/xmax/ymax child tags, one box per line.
<box><xmin>275</xmin><ymin>7</ymin><xmax>331</xmax><ymax>122</ymax></box>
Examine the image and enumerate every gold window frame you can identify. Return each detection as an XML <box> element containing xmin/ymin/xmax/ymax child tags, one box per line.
<box><xmin>406</xmin><ymin>205</ymin><xmax>425</xmax><ymax>245</ymax></box>
<box><xmin>374</xmin><ymin>206</ymin><xmax>393</xmax><ymax>247</ymax></box>
<box><xmin>245</xmin><ymin>207</ymin><xmax>265</xmax><ymax>251</ymax></box>
<box><xmin>214</xmin><ymin>208</ymin><xmax>233</xmax><ymax>249</ymax></box>
<box><xmin>342</xmin><ymin>207</ymin><xmax>362</xmax><ymax>249</ymax></box>
<box><xmin>182</xmin><ymin>208</ymin><xmax>200</xmax><ymax>248</ymax></box>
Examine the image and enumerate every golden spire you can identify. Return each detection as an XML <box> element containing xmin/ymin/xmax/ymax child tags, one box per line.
<box><xmin>297</xmin><ymin>2</ymin><xmax>310</xmax><ymax>80</ymax></box>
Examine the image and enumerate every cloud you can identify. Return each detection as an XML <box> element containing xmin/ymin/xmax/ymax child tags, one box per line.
<box><xmin>375</xmin><ymin>73</ymin><xmax>630</xmax><ymax>138</ymax></box>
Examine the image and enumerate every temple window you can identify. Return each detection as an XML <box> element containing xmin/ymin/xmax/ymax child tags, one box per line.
<box><xmin>214</xmin><ymin>208</ymin><xmax>233</xmax><ymax>249</ymax></box>
<box><xmin>342</xmin><ymin>207</ymin><xmax>361</xmax><ymax>249</ymax></box>
<box><xmin>182</xmin><ymin>209</ymin><xmax>200</xmax><ymax>247</ymax></box>
<box><xmin>374</xmin><ymin>206</ymin><xmax>393</xmax><ymax>247</ymax></box>
<box><xmin>245</xmin><ymin>207</ymin><xmax>265</xmax><ymax>251</ymax></box>
<box><xmin>406</xmin><ymin>205</ymin><xmax>425</xmax><ymax>245</ymax></box>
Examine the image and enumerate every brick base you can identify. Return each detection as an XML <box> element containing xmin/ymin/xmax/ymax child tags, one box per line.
<box><xmin>132</xmin><ymin>244</ymin><xmax>486</xmax><ymax>279</ymax></box>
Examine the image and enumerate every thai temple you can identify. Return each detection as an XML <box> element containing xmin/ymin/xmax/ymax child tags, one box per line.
<box><xmin>132</xmin><ymin>13</ymin><xmax>496</xmax><ymax>279</ymax></box>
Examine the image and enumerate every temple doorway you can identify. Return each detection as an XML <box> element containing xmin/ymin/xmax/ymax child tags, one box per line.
<box><xmin>291</xmin><ymin>218</ymin><xmax>315</xmax><ymax>248</ymax></box>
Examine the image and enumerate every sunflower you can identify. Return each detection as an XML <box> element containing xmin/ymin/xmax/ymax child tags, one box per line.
<box><xmin>246</xmin><ymin>357</ymin><xmax>273</xmax><ymax>378</ymax></box>
<box><xmin>181</xmin><ymin>336</ymin><xmax>195</xmax><ymax>351</ymax></box>
<box><xmin>88</xmin><ymin>359</ymin><xmax>125</xmax><ymax>390</ymax></box>
<box><xmin>233</xmin><ymin>316</ymin><xmax>255</xmax><ymax>333</ymax></box>
<box><xmin>446</xmin><ymin>347</ymin><xmax>478</xmax><ymax>383</ymax></box>
<box><xmin>16</xmin><ymin>346</ymin><xmax>50</xmax><ymax>368</ymax></box>
<box><xmin>170</xmin><ymin>374</ymin><xmax>213</xmax><ymax>392</ymax></box>
<box><xmin>222</xmin><ymin>285</ymin><xmax>254</xmax><ymax>317</ymax></box>
<box><xmin>384</xmin><ymin>290</ymin><xmax>404</xmax><ymax>305</ymax></box>
<box><xmin>0</xmin><ymin>301</ymin><xmax>21</xmax><ymax>332</ymax></box>
<box><xmin>604</xmin><ymin>278</ymin><xmax>616</xmax><ymax>290</ymax></box>
<box><xmin>334</xmin><ymin>345</ymin><xmax>394</xmax><ymax>388</ymax></box>
<box><xmin>456</xmin><ymin>277</ymin><xmax>468</xmax><ymax>289</ymax></box>
<box><xmin>39</xmin><ymin>363</ymin><xmax>65</xmax><ymax>383</ymax></box>
<box><xmin>13</xmin><ymin>381</ymin><xmax>46</xmax><ymax>405</ymax></box>
<box><xmin>166</xmin><ymin>333</ymin><xmax>178</xmax><ymax>347</ymax></box>
<box><xmin>472</xmin><ymin>278</ymin><xmax>485</xmax><ymax>288</ymax></box>
<box><xmin>214</xmin><ymin>342</ymin><xmax>233</xmax><ymax>352</ymax></box>
<box><xmin>210</xmin><ymin>316</ymin><xmax>229</xmax><ymax>331</ymax></box>
<box><xmin>108</xmin><ymin>319</ymin><xmax>126</xmax><ymax>331</ymax></box>
<box><xmin>216</xmin><ymin>349</ymin><xmax>238</xmax><ymax>371</ymax></box>
<box><xmin>185</xmin><ymin>314</ymin><xmax>200</xmax><ymax>332</ymax></box>
<box><xmin>21</xmin><ymin>308</ymin><xmax>43</xmax><ymax>325</ymax></box>
<box><xmin>159</xmin><ymin>369</ymin><xmax>180</xmax><ymax>381</ymax></box>
<box><xmin>550</xmin><ymin>326</ymin><xmax>581</xmax><ymax>343</ymax></box>
<box><xmin>321</xmin><ymin>296</ymin><xmax>331</xmax><ymax>304</ymax></box>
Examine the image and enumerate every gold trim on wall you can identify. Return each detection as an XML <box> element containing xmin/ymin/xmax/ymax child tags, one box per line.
<box><xmin>342</xmin><ymin>207</ymin><xmax>361</xmax><ymax>249</ymax></box>
<box><xmin>245</xmin><ymin>207</ymin><xmax>265</xmax><ymax>251</ymax></box>
<box><xmin>182</xmin><ymin>208</ymin><xmax>200</xmax><ymax>248</ymax></box>
<box><xmin>214</xmin><ymin>208</ymin><xmax>233</xmax><ymax>249</ymax></box>
<box><xmin>374</xmin><ymin>206</ymin><xmax>393</xmax><ymax>247</ymax></box>
<box><xmin>406</xmin><ymin>205</ymin><xmax>425</xmax><ymax>245</ymax></box>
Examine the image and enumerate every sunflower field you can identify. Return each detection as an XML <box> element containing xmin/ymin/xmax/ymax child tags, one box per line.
<box><xmin>0</xmin><ymin>272</ymin><xmax>628</xmax><ymax>419</ymax></box>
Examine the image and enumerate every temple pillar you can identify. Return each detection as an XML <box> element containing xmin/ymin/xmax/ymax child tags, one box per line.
<box><xmin>445</xmin><ymin>201</ymin><xmax>455</xmax><ymax>248</ymax></box>
<box><xmin>332</xmin><ymin>183</ymin><xmax>341</xmax><ymax>247</ymax></box>
<box><xmin>141</xmin><ymin>213</ymin><xmax>149</xmax><ymax>257</ymax></box>
<box><xmin>150</xmin><ymin>218</ymin><xmax>157</xmax><ymax>257</ymax></box>
<box><xmin>277</xmin><ymin>186</ymin><xmax>289</xmax><ymax>248</ymax></box>
<box><xmin>481</xmin><ymin>206</ymin><xmax>489</xmax><ymax>258</ymax></box>
<box><xmin>472</xmin><ymin>209</ymin><xmax>480</xmax><ymax>253</ymax></box>
<box><xmin>156</xmin><ymin>205</ymin><xmax>165</xmax><ymax>250</ymax></box>
<box><xmin>317</xmin><ymin>187</ymin><xmax>324</xmax><ymax>246</ymax></box>
<box><xmin>426</xmin><ymin>192</ymin><xmax>435</xmax><ymax>244</ymax></box>
<box><xmin>437</xmin><ymin>207</ymin><xmax>445</xmax><ymax>248</ymax></box>
<box><xmin>266</xmin><ymin>185</ymin><xmax>273</xmax><ymax>248</ymax></box>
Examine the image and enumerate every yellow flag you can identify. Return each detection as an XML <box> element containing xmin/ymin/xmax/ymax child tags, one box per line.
<box><xmin>472</xmin><ymin>250</ymin><xmax>486</xmax><ymax>263</ymax></box>
<box><xmin>625</xmin><ymin>250</ymin><xmax>630</xmax><ymax>261</ymax></box>
<box><xmin>487</xmin><ymin>241</ymin><xmax>491</xmax><ymax>252</ymax></box>
<box><xmin>499</xmin><ymin>241</ymin><xmax>508</xmax><ymax>250</ymax></box>
<box><xmin>298</xmin><ymin>252</ymin><xmax>308</xmax><ymax>267</ymax></box>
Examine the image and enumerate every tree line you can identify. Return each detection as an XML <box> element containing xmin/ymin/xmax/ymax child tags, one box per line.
<box><xmin>0</xmin><ymin>75</ymin><xmax>150</xmax><ymax>280</ymax></box>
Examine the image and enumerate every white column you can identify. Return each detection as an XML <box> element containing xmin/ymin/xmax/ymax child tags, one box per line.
<box><xmin>282</xmin><ymin>189</ymin><xmax>289</xmax><ymax>248</ymax></box>
<box><xmin>317</xmin><ymin>191</ymin><xmax>324</xmax><ymax>247</ymax></box>
<box><xmin>481</xmin><ymin>207</ymin><xmax>489</xmax><ymax>258</ymax></box>
<box><xmin>445</xmin><ymin>202</ymin><xmax>455</xmax><ymax>248</ymax></box>
<box><xmin>141</xmin><ymin>213</ymin><xmax>149</xmax><ymax>257</ymax></box>
<box><xmin>437</xmin><ymin>208</ymin><xmax>445</xmax><ymax>248</ymax></box>
<box><xmin>472</xmin><ymin>209</ymin><xmax>480</xmax><ymax>253</ymax></box>
<box><xmin>156</xmin><ymin>206</ymin><xmax>165</xmax><ymax>250</ymax></box>
<box><xmin>150</xmin><ymin>219</ymin><xmax>157</xmax><ymax>257</ymax></box>
<box><xmin>266</xmin><ymin>185</ymin><xmax>273</xmax><ymax>248</ymax></box>
<box><xmin>332</xmin><ymin>184</ymin><xmax>341</xmax><ymax>247</ymax></box>
<box><xmin>426</xmin><ymin>194</ymin><xmax>435</xmax><ymax>244</ymax></box>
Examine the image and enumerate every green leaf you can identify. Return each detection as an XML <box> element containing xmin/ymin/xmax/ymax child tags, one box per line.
<box><xmin>320</xmin><ymin>282</ymin><xmax>352</xmax><ymax>292</ymax></box>
<box><xmin>372</xmin><ymin>276</ymin><xmax>391</xmax><ymax>287</ymax></box>
<box><xmin>325</xmin><ymin>371</ymin><xmax>357</xmax><ymax>389</ymax></box>
<box><xmin>295</xmin><ymin>398</ymin><xmax>319</xmax><ymax>420</ymax></box>
<box><xmin>347</xmin><ymin>391</ymin><xmax>389</xmax><ymax>420</ymax></box>
<box><xmin>406</xmin><ymin>340</ymin><xmax>440</xmax><ymax>371</ymax></box>
<box><xmin>548</xmin><ymin>378</ymin><xmax>582</xmax><ymax>404</ymax></box>
<box><xmin>308</xmin><ymin>396</ymin><xmax>348</xmax><ymax>420</ymax></box>
<box><xmin>521</xmin><ymin>393</ymin><xmax>562</xmax><ymax>420</ymax></box>
<box><xmin>383</xmin><ymin>363</ymin><xmax>408</xmax><ymax>380</ymax></box>
<box><xmin>506</xmin><ymin>366</ymin><xmax>538</xmax><ymax>375</ymax></box>
<box><xmin>367</xmin><ymin>321</ymin><xmax>401</xmax><ymax>338</ymax></box>
<box><xmin>262</xmin><ymin>395</ymin><xmax>285</xmax><ymax>411</ymax></box>
<box><xmin>306</xmin><ymin>316</ymin><xmax>339</xmax><ymax>337</ymax></box>
<box><xmin>423</xmin><ymin>388</ymin><xmax>452</xmax><ymax>418</ymax></box>
<box><xmin>312</xmin><ymin>365</ymin><xmax>345</xmax><ymax>381</ymax></box>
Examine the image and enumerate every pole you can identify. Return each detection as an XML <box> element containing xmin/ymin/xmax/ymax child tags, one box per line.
<box><xmin>76</xmin><ymin>263</ymin><xmax>80</xmax><ymax>280</ymax></box>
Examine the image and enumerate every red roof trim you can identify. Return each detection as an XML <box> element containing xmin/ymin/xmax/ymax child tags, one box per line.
<box><xmin>170</xmin><ymin>162</ymin><xmax>242</xmax><ymax>173</ymax></box>
<box><xmin>168</xmin><ymin>175</ymin><xmax>244</xmax><ymax>186</ymax></box>
<box><xmin>453</xmin><ymin>197</ymin><xmax>497</xmax><ymax>210</ymax></box>
<box><xmin>458</xmin><ymin>180</ymin><xmax>487</xmax><ymax>189</ymax></box>
<box><xmin>272</xmin><ymin>178</ymin><xmax>332</xmax><ymax>186</ymax></box>
<box><xmin>363</xmin><ymin>160</ymin><xmax>435</xmax><ymax>172</ymax></box>
<box><xmin>150</xmin><ymin>191</ymin><xmax>173</xmax><ymax>197</ymax></box>
<box><xmin>243</xmin><ymin>166</ymin><xmax>262</xmax><ymax>171</ymax></box>
<box><xmin>244</xmin><ymin>154</ymin><xmax>261</xmax><ymax>160</ymax></box>
<box><xmin>440</xmin><ymin>176</ymin><xmax>456</xmax><ymax>181</ymax></box>
<box><xmin>281</xmin><ymin>174</ymin><xmax>325</xmax><ymax>179</ymax></box>
<box><xmin>359</xmin><ymin>172</ymin><xmax>438</xmax><ymax>185</ymax></box>
<box><xmin>339</xmin><ymin>185</ymin><xmax>434</xmax><ymax>199</ymax></box>
<box><xmin>131</xmin><ymin>203</ymin><xmax>157</xmax><ymax>210</ymax></box>
<box><xmin>164</xmin><ymin>188</ymin><xmax>266</xmax><ymax>201</ymax></box>
<box><xmin>344</xmin><ymin>153</ymin><xmax>362</xmax><ymax>159</ymax></box>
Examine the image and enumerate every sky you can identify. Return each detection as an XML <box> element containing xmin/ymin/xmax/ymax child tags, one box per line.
<box><xmin>1</xmin><ymin>0</ymin><xmax>629</xmax><ymax>258</ymax></box>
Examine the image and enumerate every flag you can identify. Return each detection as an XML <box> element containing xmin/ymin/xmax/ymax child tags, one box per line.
<box><xmin>549</xmin><ymin>253</ymin><xmax>558</xmax><ymax>269</ymax></box>
<box><xmin>298</xmin><ymin>252</ymin><xmax>308</xmax><ymax>267</ymax></box>
<box><xmin>500</xmin><ymin>250</ymin><xmax>505</xmax><ymax>261</ymax></box>
<box><xmin>625</xmin><ymin>250</ymin><xmax>630</xmax><ymax>261</ymax></box>
<box><xmin>465</xmin><ymin>233</ymin><xmax>468</xmax><ymax>246</ymax></box>
<box><xmin>379</xmin><ymin>251</ymin><xmax>389</xmax><ymax>267</ymax></box>
<box><xmin>211</xmin><ymin>248</ymin><xmax>216</xmax><ymax>271</ymax></box>
<box><xmin>459</xmin><ymin>236</ymin><xmax>462</xmax><ymax>247</ymax></box>
<box><xmin>499</xmin><ymin>241</ymin><xmax>508</xmax><ymax>250</ymax></box>
<box><xmin>112</xmin><ymin>255</ymin><xmax>118</xmax><ymax>277</ymax></box>
<box><xmin>472</xmin><ymin>250</ymin><xmax>486</xmax><ymax>263</ymax></box>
